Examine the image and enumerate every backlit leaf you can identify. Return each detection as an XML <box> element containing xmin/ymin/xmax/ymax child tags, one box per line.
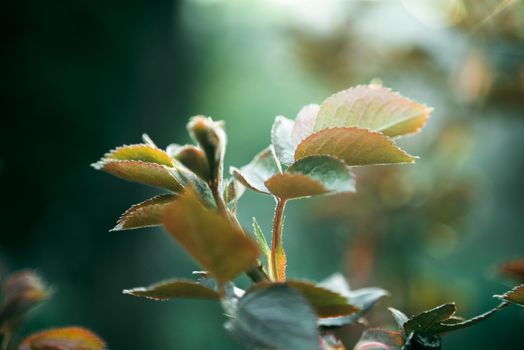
<box><xmin>100</xmin><ymin>144</ymin><xmax>174</xmax><ymax>166</ymax></box>
<box><xmin>271</xmin><ymin>116</ymin><xmax>295</xmax><ymax>166</ymax></box>
<box><xmin>225</xmin><ymin>284</ymin><xmax>319</xmax><ymax>350</ymax></box>
<box><xmin>162</xmin><ymin>191</ymin><xmax>259</xmax><ymax>284</ymax></box>
<box><xmin>404</xmin><ymin>303</ymin><xmax>456</xmax><ymax>335</ymax></box>
<box><xmin>499</xmin><ymin>259</ymin><xmax>524</xmax><ymax>283</ymax></box>
<box><xmin>123</xmin><ymin>279</ymin><xmax>220</xmax><ymax>301</ymax></box>
<box><xmin>291</xmin><ymin>104</ymin><xmax>319</xmax><ymax>148</ymax></box>
<box><xmin>265</xmin><ymin>156</ymin><xmax>355</xmax><ymax>200</ymax></box>
<box><xmin>92</xmin><ymin>160</ymin><xmax>182</xmax><ymax>192</ymax></box>
<box><xmin>354</xmin><ymin>328</ymin><xmax>403</xmax><ymax>350</ymax></box>
<box><xmin>295</xmin><ymin>128</ymin><xmax>416</xmax><ymax>166</ymax></box>
<box><xmin>495</xmin><ymin>284</ymin><xmax>524</xmax><ymax>307</ymax></box>
<box><xmin>172</xmin><ymin>145</ymin><xmax>211</xmax><ymax>181</ymax></box>
<box><xmin>388</xmin><ymin>308</ymin><xmax>409</xmax><ymax>336</ymax></box>
<box><xmin>314</xmin><ymin>85</ymin><xmax>431</xmax><ymax>138</ymax></box>
<box><xmin>18</xmin><ymin>327</ymin><xmax>106</xmax><ymax>350</ymax></box>
<box><xmin>429</xmin><ymin>302</ymin><xmax>508</xmax><ymax>334</ymax></box>
<box><xmin>231</xmin><ymin>147</ymin><xmax>281</xmax><ymax>194</ymax></box>
<box><xmin>168</xmin><ymin>166</ymin><xmax>215</xmax><ymax>207</ymax></box>
<box><xmin>252</xmin><ymin>218</ymin><xmax>270</xmax><ymax>259</ymax></box>
<box><xmin>111</xmin><ymin>194</ymin><xmax>177</xmax><ymax>231</ymax></box>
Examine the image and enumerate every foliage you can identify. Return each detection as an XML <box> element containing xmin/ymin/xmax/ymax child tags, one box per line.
<box><xmin>92</xmin><ymin>84</ymin><xmax>520</xmax><ymax>349</ymax></box>
<box><xmin>0</xmin><ymin>270</ymin><xmax>105</xmax><ymax>350</ymax></box>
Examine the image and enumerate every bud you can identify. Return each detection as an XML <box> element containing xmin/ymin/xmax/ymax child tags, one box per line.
<box><xmin>173</xmin><ymin>145</ymin><xmax>211</xmax><ymax>182</ymax></box>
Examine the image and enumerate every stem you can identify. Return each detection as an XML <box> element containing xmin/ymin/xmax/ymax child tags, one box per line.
<box><xmin>1</xmin><ymin>329</ymin><xmax>11</xmax><ymax>350</ymax></box>
<box><xmin>271</xmin><ymin>197</ymin><xmax>286</xmax><ymax>281</ymax></box>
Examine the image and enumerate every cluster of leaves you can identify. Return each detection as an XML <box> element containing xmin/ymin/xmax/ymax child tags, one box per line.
<box><xmin>0</xmin><ymin>270</ymin><xmax>105</xmax><ymax>350</ymax></box>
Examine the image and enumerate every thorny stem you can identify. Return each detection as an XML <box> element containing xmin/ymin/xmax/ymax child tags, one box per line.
<box><xmin>271</xmin><ymin>197</ymin><xmax>287</xmax><ymax>281</ymax></box>
<box><xmin>210</xmin><ymin>180</ymin><xmax>269</xmax><ymax>284</ymax></box>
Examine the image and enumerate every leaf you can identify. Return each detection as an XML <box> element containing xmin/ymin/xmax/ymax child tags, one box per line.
<box><xmin>168</xmin><ymin>166</ymin><xmax>215</xmax><ymax>208</ymax></box>
<box><xmin>404</xmin><ymin>303</ymin><xmax>456</xmax><ymax>335</ymax></box>
<box><xmin>92</xmin><ymin>160</ymin><xmax>182</xmax><ymax>192</ymax></box>
<box><xmin>264</xmin><ymin>156</ymin><xmax>355</xmax><ymax>200</ymax></box>
<box><xmin>111</xmin><ymin>194</ymin><xmax>177</xmax><ymax>231</ymax></box>
<box><xmin>18</xmin><ymin>327</ymin><xmax>106</xmax><ymax>350</ymax></box>
<box><xmin>354</xmin><ymin>328</ymin><xmax>403</xmax><ymax>350</ymax></box>
<box><xmin>99</xmin><ymin>144</ymin><xmax>175</xmax><ymax>166</ymax></box>
<box><xmin>388</xmin><ymin>308</ymin><xmax>409</xmax><ymax>336</ymax></box>
<box><xmin>172</xmin><ymin>145</ymin><xmax>211</xmax><ymax>181</ymax></box>
<box><xmin>429</xmin><ymin>302</ymin><xmax>508</xmax><ymax>334</ymax></box>
<box><xmin>494</xmin><ymin>284</ymin><xmax>524</xmax><ymax>307</ymax></box>
<box><xmin>271</xmin><ymin>116</ymin><xmax>295</xmax><ymax>166</ymax></box>
<box><xmin>317</xmin><ymin>273</ymin><xmax>389</xmax><ymax>328</ymax></box>
<box><xmin>231</xmin><ymin>147</ymin><xmax>281</xmax><ymax>194</ymax></box>
<box><xmin>314</xmin><ymin>84</ymin><xmax>431</xmax><ymax>138</ymax></box>
<box><xmin>225</xmin><ymin>284</ymin><xmax>319</xmax><ymax>350</ymax></box>
<box><xmin>252</xmin><ymin>218</ymin><xmax>270</xmax><ymax>259</ymax></box>
<box><xmin>291</xmin><ymin>104</ymin><xmax>320</xmax><ymax>148</ymax></box>
<box><xmin>0</xmin><ymin>270</ymin><xmax>49</xmax><ymax>323</ymax></box>
<box><xmin>122</xmin><ymin>279</ymin><xmax>220</xmax><ymax>301</ymax></box>
<box><xmin>295</xmin><ymin>128</ymin><xmax>416</xmax><ymax>166</ymax></box>
<box><xmin>162</xmin><ymin>190</ymin><xmax>259</xmax><ymax>284</ymax></box>
<box><xmin>285</xmin><ymin>280</ymin><xmax>358</xmax><ymax>318</ymax></box>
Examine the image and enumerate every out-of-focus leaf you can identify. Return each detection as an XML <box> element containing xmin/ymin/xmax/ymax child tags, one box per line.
<box><xmin>265</xmin><ymin>156</ymin><xmax>355</xmax><ymax>200</ymax></box>
<box><xmin>252</xmin><ymin>218</ymin><xmax>270</xmax><ymax>259</ymax></box>
<box><xmin>168</xmin><ymin>166</ymin><xmax>215</xmax><ymax>208</ymax></box>
<box><xmin>162</xmin><ymin>191</ymin><xmax>258</xmax><ymax>284</ymax></box>
<box><xmin>291</xmin><ymin>104</ymin><xmax>320</xmax><ymax>148</ymax></box>
<box><xmin>111</xmin><ymin>194</ymin><xmax>177</xmax><ymax>231</ymax></box>
<box><xmin>321</xmin><ymin>335</ymin><xmax>346</xmax><ymax>350</ymax></box>
<box><xmin>404</xmin><ymin>303</ymin><xmax>456</xmax><ymax>335</ymax></box>
<box><xmin>354</xmin><ymin>328</ymin><xmax>403</xmax><ymax>350</ymax></box>
<box><xmin>494</xmin><ymin>284</ymin><xmax>524</xmax><ymax>307</ymax></box>
<box><xmin>499</xmin><ymin>259</ymin><xmax>524</xmax><ymax>283</ymax></box>
<box><xmin>318</xmin><ymin>273</ymin><xmax>388</xmax><ymax>328</ymax></box>
<box><xmin>223</xmin><ymin>177</ymin><xmax>245</xmax><ymax>205</ymax></box>
<box><xmin>122</xmin><ymin>279</ymin><xmax>220</xmax><ymax>301</ymax></box>
<box><xmin>271</xmin><ymin>116</ymin><xmax>295</xmax><ymax>166</ymax></box>
<box><xmin>172</xmin><ymin>145</ymin><xmax>211</xmax><ymax>181</ymax></box>
<box><xmin>231</xmin><ymin>147</ymin><xmax>281</xmax><ymax>194</ymax></box>
<box><xmin>429</xmin><ymin>302</ymin><xmax>508</xmax><ymax>334</ymax></box>
<box><xmin>295</xmin><ymin>128</ymin><xmax>416</xmax><ymax>166</ymax></box>
<box><xmin>0</xmin><ymin>270</ymin><xmax>49</xmax><ymax>323</ymax></box>
<box><xmin>99</xmin><ymin>144</ymin><xmax>175</xmax><ymax>166</ymax></box>
<box><xmin>93</xmin><ymin>159</ymin><xmax>182</xmax><ymax>192</ymax></box>
<box><xmin>284</xmin><ymin>280</ymin><xmax>358</xmax><ymax>318</ymax></box>
<box><xmin>225</xmin><ymin>284</ymin><xmax>319</xmax><ymax>350</ymax></box>
<box><xmin>388</xmin><ymin>308</ymin><xmax>409</xmax><ymax>336</ymax></box>
<box><xmin>314</xmin><ymin>85</ymin><xmax>431</xmax><ymax>138</ymax></box>
<box><xmin>18</xmin><ymin>327</ymin><xmax>106</xmax><ymax>350</ymax></box>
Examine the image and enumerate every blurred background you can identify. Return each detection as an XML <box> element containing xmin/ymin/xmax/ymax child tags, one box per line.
<box><xmin>2</xmin><ymin>0</ymin><xmax>524</xmax><ymax>348</ymax></box>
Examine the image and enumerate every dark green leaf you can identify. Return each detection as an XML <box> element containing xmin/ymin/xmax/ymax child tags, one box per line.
<box><xmin>404</xmin><ymin>303</ymin><xmax>456</xmax><ymax>335</ymax></box>
<box><xmin>225</xmin><ymin>284</ymin><xmax>319</xmax><ymax>350</ymax></box>
<box><xmin>111</xmin><ymin>194</ymin><xmax>177</xmax><ymax>231</ymax></box>
<box><xmin>122</xmin><ymin>279</ymin><xmax>220</xmax><ymax>301</ymax></box>
<box><xmin>295</xmin><ymin>127</ymin><xmax>416</xmax><ymax>166</ymax></box>
<box><xmin>429</xmin><ymin>302</ymin><xmax>508</xmax><ymax>334</ymax></box>
<box><xmin>162</xmin><ymin>190</ymin><xmax>259</xmax><ymax>284</ymax></box>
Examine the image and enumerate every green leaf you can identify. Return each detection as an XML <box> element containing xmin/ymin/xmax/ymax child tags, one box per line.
<box><xmin>317</xmin><ymin>273</ymin><xmax>388</xmax><ymax>328</ymax></box>
<box><xmin>99</xmin><ymin>144</ymin><xmax>175</xmax><ymax>166</ymax></box>
<box><xmin>252</xmin><ymin>218</ymin><xmax>270</xmax><ymax>259</ymax></box>
<box><xmin>231</xmin><ymin>147</ymin><xmax>281</xmax><ymax>194</ymax></box>
<box><xmin>92</xmin><ymin>159</ymin><xmax>182</xmax><ymax>192</ymax></box>
<box><xmin>295</xmin><ymin>127</ymin><xmax>416</xmax><ymax>166</ymax></box>
<box><xmin>168</xmin><ymin>166</ymin><xmax>215</xmax><ymax>208</ymax></box>
<box><xmin>172</xmin><ymin>145</ymin><xmax>211</xmax><ymax>181</ymax></box>
<box><xmin>284</xmin><ymin>280</ymin><xmax>358</xmax><ymax>318</ymax></box>
<box><xmin>111</xmin><ymin>194</ymin><xmax>177</xmax><ymax>231</ymax></box>
<box><xmin>162</xmin><ymin>190</ymin><xmax>259</xmax><ymax>284</ymax></box>
<box><xmin>389</xmin><ymin>308</ymin><xmax>409</xmax><ymax>336</ymax></box>
<box><xmin>354</xmin><ymin>328</ymin><xmax>403</xmax><ymax>350</ymax></box>
<box><xmin>404</xmin><ymin>303</ymin><xmax>456</xmax><ymax>335</ymax></box>
<box><xmin>494</xmin><ymin>284</ymin><xmax>524</xmax><ymax>307</ymax></box>
<box><xmin>225</xmin><ymin>284</ymin><xmax>319</xmax><ymax>350</ymax></box>
<box><xmin>314</xmin><ymin>84</ymin><xmax>431</xmax><ymax>138</ymax></box>
<box><xmin>271</xmin><ymin>116</ymin><xmax>295</xmax><ymax>166</ymax></box>
<box><xmin>122</xmin><ymin>279</ymin><xmax>220</xmax><ymax>301</ymax></box>
<box><xmin>429</xmin><ymin>302</ymin><xmax>508</xmax><ymax>334</ymax></box>
<box><xmin>264</xmin><ymin>156</ymin><xmax>355</xmax><ymax>200</ymax></box>
<box><xmin>18</xmin><ymin>327</ymin><xmax>106</xmax><ymax>350</ymax></box>
<box><xmin>291</xmin><ymin>104</ymin><xmax>319</xmax><ymax>148</ymax></box>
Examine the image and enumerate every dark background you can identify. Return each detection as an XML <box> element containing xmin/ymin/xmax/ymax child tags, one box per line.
<box><xmin>2</xmin><ymin>0</ymin><xmax>524</xmax><ymax>349</ymax></box>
